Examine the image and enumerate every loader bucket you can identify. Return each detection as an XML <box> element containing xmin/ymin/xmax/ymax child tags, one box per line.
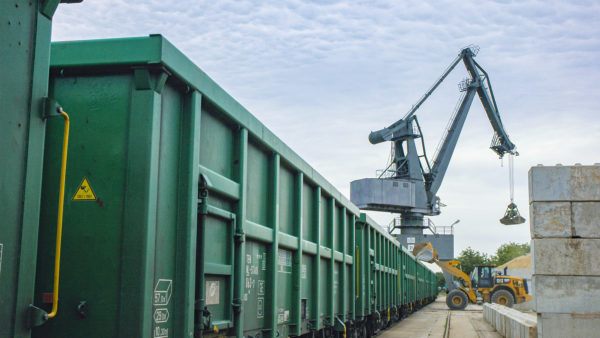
<box><xmin>500</xmin><ymin>202</ymin><xmax>526</xmax><ymax>225</ymax></box>
<box><xmin>412</xmin><ymin>242</ymin><xmax>437</xmax><ymax>263</ymax></box>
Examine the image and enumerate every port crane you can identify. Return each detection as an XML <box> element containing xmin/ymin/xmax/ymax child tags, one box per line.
<box><xmin>350</xmin><ymin>46</ymin><xmax>524</xmax><ymax>236</ymax></box>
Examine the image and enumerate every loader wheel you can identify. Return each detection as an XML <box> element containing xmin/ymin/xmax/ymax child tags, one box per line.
<box><xmin>492</xmin><ymin>290</ymin><xmax>514</xmax><ymax>307</ymax></box>
<box><xmin>446</xmin><ymin>290</ymin><xmax>468</xmax><ymax>310</ymax></box>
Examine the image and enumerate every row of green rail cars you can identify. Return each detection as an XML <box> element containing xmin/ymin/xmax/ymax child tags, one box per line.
<box><xmin>2</xmin><ymin>4</ymin><xmax>436</xmax><ymax>338</ymax></box>
<box><xmin>40</xmin><ymin>36</ymin><xmax>437</xmax><ymax>338</ymax></box>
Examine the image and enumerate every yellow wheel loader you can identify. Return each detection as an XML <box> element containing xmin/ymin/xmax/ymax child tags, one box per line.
<box><xmin>413</xmin><ymin>242</ymin><xmax>531</xmax><ymax>310</ymax></box>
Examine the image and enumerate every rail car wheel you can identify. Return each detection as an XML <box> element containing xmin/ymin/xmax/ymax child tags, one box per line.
<box><xmin>491</xmin><ymin>289</ymin><xmax>514</xmax><ymax>307</ymax></box>
<box><xmin>446</xmin><ymin>290</ymin><xmax>468</xmax><ymax>310</ymax></box>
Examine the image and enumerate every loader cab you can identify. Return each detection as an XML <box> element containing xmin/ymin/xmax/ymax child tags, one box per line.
<box><xmin>470</xmin><ymin>266</ymin><xmax>495</xmax><ymax>289</ymax></box>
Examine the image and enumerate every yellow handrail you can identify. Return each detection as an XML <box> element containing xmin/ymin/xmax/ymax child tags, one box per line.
<box><xmin>47</xmin><ymin>108</ymin><xmax>69</xmax><ymax>319</ymax></box>
<box><xmin>356</xmin><ymin>246</ymin><xmax>359</xmax><ymax>298</ymax></box>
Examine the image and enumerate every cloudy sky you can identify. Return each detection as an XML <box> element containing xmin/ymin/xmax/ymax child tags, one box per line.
<box><xmin>53</xmin><ymin>0</ymin><xmax>600</xmax><ymax>256</ymax></box>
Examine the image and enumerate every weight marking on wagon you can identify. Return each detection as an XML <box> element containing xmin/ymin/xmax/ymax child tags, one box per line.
<box><xmin>153</xmin><ymin>308</ymin><xmax>169</xmax><ymax>323</ymax></box>
<box><xmin>153</xmin><ymin>279</ymin><xmax>172</xmax><ymax>306</ymax></box>
<box><xmin>153</xmin><ymin>326</ymin><xmax>168</xmax><ymax>338</ymax></box>
<box><xmin>258</xmin><ymin>280</ymin><xmax>265</xmax><ymax>296</ymax></box>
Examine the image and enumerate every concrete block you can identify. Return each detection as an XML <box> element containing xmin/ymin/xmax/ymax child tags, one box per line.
<box><xmin>483</xmin><ymin>303</ymin><xmax>537</xmax><ymax>338</ymax></box>
<box><xmin>495</xmin><ymin>306</ymin><xmax>509</xmax><ymax>336</ymax></box>
<box><xmin>537</xmin><ymin>312</ymin><xmax>600</xmax><ymax>338</ymax></box>
<box><xmin>529</xmin><ymin>202</ymin><xmax>571</xmax><ymax>238</ymax></box>
<box><xmin>572</xmin><ymin>202</ymin><xmax>600</xmax><ymax>238</ymax></box>
<box><xmin>532</xmin><ymin>238</ymin><xmax>600</xmax><ymax>276</ymax></box>
<box><xmin>507</xmin><ymin>316</ymin><xmax>536</xmax><ymax>338</ymax></box>
<box><xmin>529</xmin><ymin>164</ymin><xmax>600</xmax><ymax>202</ymax></box>
<box><xmin>534</xmin><ymin>275</ymin><xmax>600</xmax><ymax>313</ymax></box>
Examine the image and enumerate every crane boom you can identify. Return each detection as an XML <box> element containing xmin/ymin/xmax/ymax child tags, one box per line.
<box><xmin>427</xmin><ymin>86</ymin><xmax>477</xmax><ymax>197</ymax></box>
<box><xmin>368</xmin><ymin>52</ymin><xmax>464</xmax><ymax>145</ymax></box>
<box><xmin>427</xmin><ymin>48</ymin><xmax>516</xmax><ymax>197</ymax></box>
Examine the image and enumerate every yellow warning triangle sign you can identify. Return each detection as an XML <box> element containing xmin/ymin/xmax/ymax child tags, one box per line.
<box><xmin>72</xmin><ymin>177</ymin><xmax>97</xmax><ymax>201</ymax></box>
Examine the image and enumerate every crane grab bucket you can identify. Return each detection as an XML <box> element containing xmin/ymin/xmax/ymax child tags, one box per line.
<box><xmin>500</xmin><ymin>202</ymin><xmax>526</xmax><ymax>225</ymax></box>
<box><xmin>412</xmin><ymin>242</ymin><xmax>437</xmax><ymax>263</ymax></box>
<box><xmin>500</xmin><ymin>154</ymin><xmax>525</xmax><ymax>225</ymax></box>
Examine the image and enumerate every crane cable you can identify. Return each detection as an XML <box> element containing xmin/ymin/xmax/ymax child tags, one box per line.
<box><xmin>508</xmin><ymin>154</ymin><xmax>515</xmax><ymax>203</ymax></box>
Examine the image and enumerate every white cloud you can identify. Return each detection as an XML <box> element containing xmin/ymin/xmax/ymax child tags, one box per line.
<box><xmin>52</xmin><ymin>0</ymin><xmax>600</xmax><ymax>255</ymax></box>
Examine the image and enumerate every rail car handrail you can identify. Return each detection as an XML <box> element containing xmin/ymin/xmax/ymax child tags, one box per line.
<box><xmin>47</xmin><ymin>107</ymin><xmax>69</xmax><ymax>319</ymax></box>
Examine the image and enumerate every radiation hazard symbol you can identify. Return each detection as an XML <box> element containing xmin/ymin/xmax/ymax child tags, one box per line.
<box><xmin>72</xmin><ymin>177</ymin><xmax>97</xmax><ymax>201</ymax></box>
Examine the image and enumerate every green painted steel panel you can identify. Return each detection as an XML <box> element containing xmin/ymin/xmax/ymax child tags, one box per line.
<box><xmin>301</xmin><ymin>183</ymin><xmax>316</xmax><ymax>242</ymax></box>
<box><xmin>243</xmin><ymin>241</ymin><xmax>268</xmax><ymax>333</ymax></box>
<box><xmin>278</xmin><ymin>165</ymin><xmax>296</xmax><ymax>236</ymax></box>
<box><xmin>199</xmin><ymin>109</ymin><xmax>235</xmax><ymax>181</ymax></box>
<box><xmin>25</xmin><ymin>35</ymin><xmax>438</xmax><ymax>337</ymax></box>
<box><xmin>334</xmin><ymin>262</ymin><xmax>341</xmax><ymax>314</ymax></box>
<box><xmin>276</xmin><ymin>247</ymin><xmax>293</xmax><ymax>335</ymax></box>
<box><xmin>0</xmin><ymin>1</ymin><xmax>64</xmax><ymax>336</ymax></box>
<box><xmin>345</xmin><ymin>264</ymin><xmax>353</xmax><ymax>318</ymax></box>
<box><xmin>300</xmin><ymin>254</ymin><xmax>313</xmax><ymax>334</ymax></box>
<box><xmin>246</xmin><ymin>141</ymin><xmax>270</xmax><ymax>227</ymax></box>
<box><xmin>33</xmin><ymin>67</ymin><xmax>200</xmax><ymax>338</ymax></box>
<box><xmin>334</xmin><ymin>206</ymin><xmax>341</xmax><ymax>252</ymax></box>
<box><xmin>152</xmin><ymin>83</ymin><xmax>183</xmax><ymax>337</ymax></box>
<box><xmin>345</xmin><ymin>214</ymin><xmax>354</xmax><ymax>257</ymax></box>
<box><xmin>319</xmin><ymin>195</ymin><xmax>330</xmax><ymax>248</ymax></box>
<box><xmin>318</xmin><ymin>258</ymin><xmax>329</xmax><ymax>327</ymax></box>
<box><xmin>35</xmin><ymin>74</ymin><xmax>132</xmax><ymax>337</ymax></box>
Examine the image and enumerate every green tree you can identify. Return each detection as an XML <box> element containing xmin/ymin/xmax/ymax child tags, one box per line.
<box><xmin>436</xmin><ymin>272</ymin><xmax>445</xmax><ymax>288</ymax></box>
<box><xmin>455</xmin><ymin>247</ymin><xmax>493</xmax><ymax>275</ymax></box>
<box><xmin>492</xmin><ymin>242</ymin><xmax>530</xmax><ymax>266</ymax></box>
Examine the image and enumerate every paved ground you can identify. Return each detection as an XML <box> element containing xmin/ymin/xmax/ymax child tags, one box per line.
<box><xmin>379</xmin><ymin>297</ymin><xmax>501</xmax><ymax>338</ymax></box>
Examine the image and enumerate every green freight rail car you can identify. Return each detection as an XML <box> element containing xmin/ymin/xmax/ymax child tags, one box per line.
<box><xmin>2</xmin><ymin>28</ymin><xmax>436</xmax><ymax>337</ymax></box>
<box><xmin>355</xmin><ymin>214</ymin><xmax>437</xmax><ymax>336</ymax></box>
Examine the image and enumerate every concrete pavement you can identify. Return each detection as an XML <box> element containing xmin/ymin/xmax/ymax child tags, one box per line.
<box><xmin>379</xmin><ymin>297</ymin><xmax>501</xmax><ymax>338</ymax></box>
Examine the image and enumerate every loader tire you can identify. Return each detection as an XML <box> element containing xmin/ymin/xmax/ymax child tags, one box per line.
<box><xmin>491</xmin><ymin>289</ymin><xmax>514</xmax><ymax>307</ymax></box>
<box><xmin>446</xmin><ymin>290</ymin><xmax>468</xmax><ymax>310</ymax></box>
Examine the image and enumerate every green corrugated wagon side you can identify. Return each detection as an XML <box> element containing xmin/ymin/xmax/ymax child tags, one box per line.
<box><xmin>354</xmin><ymin>214</ymin><xmax>408</xmax><ymax>335</ymax></box>
<box><xmin>0</xmin><ymin>1</ymin><xmax>82</xmax><ymax>336</ymax></box>
<box><xmin>33</xmin><ymin>35</ymin><xmax>360</xmax><ymax>338</ymax></box>
<box><xmin>30</xmin><ymin>34</ymin><xmax>436</xmax><ymax>338</ymax></box>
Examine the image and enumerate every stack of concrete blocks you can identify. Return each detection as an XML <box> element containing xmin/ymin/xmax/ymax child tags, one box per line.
<box><xmin>529</xmin><ymin>164</ymin><xmax>600</xmax><ymax>338</ymax></box>
<box><xmin>483</xmin><ymin>303</ymin><xmax>537</xmax><ymax>338</ymax></box>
